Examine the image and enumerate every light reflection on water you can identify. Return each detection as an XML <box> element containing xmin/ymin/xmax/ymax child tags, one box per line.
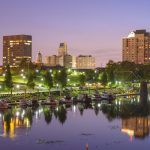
<box><xmin>0</xmin><ymin>98</ymin><xmax>150</xmax><ymax>150</ymax></box>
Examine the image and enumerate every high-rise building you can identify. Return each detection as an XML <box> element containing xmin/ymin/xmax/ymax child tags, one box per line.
<box><xmin>36</xmin><ymin>51</ymin><xmax>42</xmax><ymax>64</ymax></box>
<box><xmin>122</xmin><ymin>30</ymin><xmax>150</xmax><ymax>64</ymax></box>
<box><xmin>63</xmin><ymin>55</ymin><xmax>72</xmax><ymax>68</ymax></box>
<box><xmin>72</xmin><ymin>56</ymin><xmax>77</xmax><ymax>69</ymax></box>
<box><xmin>45</xmin><ymin>55</ymin><xmax>72</xmax><ymax>68</ymax></box>
<box><xmin>76</xmin><ymin>55</ymin><xmax>95</xmax><ymax>69</ymax></box>
<box><xmin>3</xmin><ymin>35</ymin><xmax>32</xmax><ymax>67</ymax></box>
<box><xmin>45</xmin><ymin>55</ymin><xmax>59</xmax><ymax>66</ymax></box>
<box><xmin>58</xmin><ymin>42</ymin><xmax>67</xmax><ymax>56</ymax></box>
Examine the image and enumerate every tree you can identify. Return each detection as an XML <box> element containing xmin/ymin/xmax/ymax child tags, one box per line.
<box><xmin>4</xmin><ymin>64</ymin><xmax>13</xmax><ymax>94</ymax></box>
<box><xmin>60</xmin><ymin>68</ymin><xmax>67</xmax><ymax>88</ymax></box>
<box><xmin>27</xmin><ymin>72</ymin><xmax>35</xmax><ymax>90</ymax></box>
<box><xmin>108</xmin><ymin>69</ymin><xmax>115</xmax><ymax>85</ymax></box>
<box><xmin>79</xmin><ymin>74</ymin><xmax>86</xmax><ymax>86</ymax></box>
<box><xmin>101</xmin><ymin>71</ymin><xmax>108</xmax><ymax>87</ymax></box>
<box><xmin>44</xmin><ymin>70</ymin><xmax>53</xmax><ymax>92</ymax></box>
<box><xmin>85</xmin><ymin>70</ymin><xmax>95</xmax><ymax>82</ymax></box>
<box><xmin>55</xmin><ymin>68</ymin><xmax>67</xmax><ymax>88</ymax></box>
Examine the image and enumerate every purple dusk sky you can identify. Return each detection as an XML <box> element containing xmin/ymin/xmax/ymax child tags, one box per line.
<box><xmin>0</xmin><ymin>0</ymin><xmax>150</xmax><ymax>67</ymax></box>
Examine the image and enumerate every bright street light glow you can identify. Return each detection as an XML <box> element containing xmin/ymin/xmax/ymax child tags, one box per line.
<box><xmin>16</xmin><ymin>85</ymin><xmax>20</xmax><ymax>89</ymax></box>
<box><xmin>36</xmin><ymin>69</ymin><xmax>39</xmax><ymax>73</ymax></box>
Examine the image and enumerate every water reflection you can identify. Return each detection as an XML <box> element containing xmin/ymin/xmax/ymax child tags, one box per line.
<box><xmin>0</xmin><ymin>96</ymin><xmax>150</xmax><ymax>143</ymax></box>
<box><xmin>122</xmin><ymin>116</ymin><xmax>149</xmax><ymax>140</ymax></box>
<box><xmin>0</xmin><ymin>108</ymin><xmax>32</xmax><ymax>139</ymax></box>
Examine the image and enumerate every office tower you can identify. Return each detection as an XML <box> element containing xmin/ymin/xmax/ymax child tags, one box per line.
<box><xmin>63</xmin><ymin>55</ymin><xmax>72</xmax><ymax>68</ymax></box>
<box><xmin>45</xmin><ymin>55</ymin><xmax>59</xmax><ymax>66</ymax></box>
<box><xmin>45</xmin><ymin>55</ymin><xmax>72</xmax><ymax>68</ymax></box>
<box><xmin>58</xmin><ymin>42</ymin><xmax>67</xmax><ymax>56</ymax></box>
<box><xmin>76</xmin><ymin>55</ymin><xmax>95</xmax><ymax>69</ymax></box>
<box><xmin>123</xmin><ymin>30</ymin><xmax>150</xmax><ymax>64</ymax></box>
<box><xmin>36</xmin><ymin>51</ymin><xmax>42</xmax><ymax>64</ymax></box>
<box><xmin>72</xmin><ymin>56</ymin><xmax>77</xmax><ymax>69</ymax></box>
<box><xmin>3</xmin><ymin>35</ymin><xmax>32</xmax><ymax>67</ymax></box>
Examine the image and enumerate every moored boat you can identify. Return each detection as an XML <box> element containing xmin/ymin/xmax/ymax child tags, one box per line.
<box><xmin>19</xmin><ymin>99</ymin><xmax>28</xmax><ymax>107</ymax></box>
<box><xmin>41</xmin><ymin>95</ymin><xmax>57</xmax><ymax>106</ymax></box>
<box><xmin>73</xmin><ymin>94</ymin><xmax>91</xmax><ymax>103</ymax></box>
<box><xmin>59</xmin><ymin>94</ymin><xmax>72</xmax><ymax>105</ymax></box>
<box><xmin>0</xmin><ymin>100</ymin><xmax>11</xmax><ymax>109</ymax></box>
<box><xmin>101</xmin><ymin>92</ymin><xmax>115</xmax><ymax>101</ymax></box>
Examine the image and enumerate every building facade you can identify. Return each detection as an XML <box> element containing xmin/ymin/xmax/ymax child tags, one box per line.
<box><xmin>122</xmin><ymin>30</ymin><xmax>150</xmax><ymax>64</ymax></box>
<box><xmin>36</xmin><ymin>51</ymin><xmax>42</xmax><ymax>64</ymax></box>
<box><xmin>45</xmin><ymin>55</ymin><xmax>59</xmax><ymax>66</ymax></box>
<box><xmin>58</xmin><ymin>42</ymin><xmax>67</xmax><ymax>56</ymax></box>
<box><xmin>76</xmin><ymin>55</ymin><xmax>95</xmax><ymax>69</ymax></box>
<box><xmin>45</xmin><ymin>55</ymin><xmax>72</xmax><ymax>68</ymax></box>
<box><xmin>3</xmin><ymin>35</ymin><xmax>32</xmax><ymax>67</ymax></box>
<box><xmin>45</xmin><ymin>42</ymin><xmax>96</xmax><ymax>69</ymax></box>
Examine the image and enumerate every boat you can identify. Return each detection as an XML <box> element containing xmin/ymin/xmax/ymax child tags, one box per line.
<box><xmin>0</xmin><ymin>100</ymin><xmax>11</xmax><ymax>109</ymax></box>
<box><xmin>91</xmin><ymin>93</ymin><xmax>102</xmax><ymax>101</ymax></box>
<box><xmin>27</xmin><ymin>96</ymin><xmax>39</xmax><ymax>107</ymax></box>
<box><xmin>101</xmin><ymin>92</ymin><xmax>115</xmax><ymax>101</ymax></box>
<box><xmin>73</xmin><ymin>94</ymin><xmax>91</xmax><ymax>103</ymax></box>
<box><xmin>41</xmin><ymin>95</ymin><xmax>57</xmax><ymax>106</ymax></box>
<box><xmin>19</xmin><ymin>99</ymin><xmax>28</xmax><ymax>107</ymax></box>
<box><xmin>59</xmin><ymin>94</ymin><xmax>72</xmax><ymax>105</ymax></box>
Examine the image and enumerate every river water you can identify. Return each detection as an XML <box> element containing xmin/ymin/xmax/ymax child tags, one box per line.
<box><xmin>0</xmin><ymin>101</ymin><xmax>150</xmax><ymax>150</ymax></box>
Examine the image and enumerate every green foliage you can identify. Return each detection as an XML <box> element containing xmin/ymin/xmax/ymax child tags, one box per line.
<box><xmin>54</xmin><ymin>68</ymin><xmax>67</xmax><ymax>88</ymax></box>
<box><xmin>4</xmin><ymin>64</ymin><xmax>13</xmax><ymax>90</ymax></box>
<box><xmin>19</xmin><ymin>58</ymin><xmax>35</xmax><ymax>72</ymax></box>
<box><xmin>44</xmin><ymin>70</ymin><xmax>53</xmax><ymax>90</ymax></box>
<box><xmin>85</xmin><ymin>70</ymin><xmax>95</xmax><ymax>82</ymax></box>
<box><xmin>27</xmin><ymin>72</ymin><xmax>35</xmax><ymax>89</ymax></box>
<box><xmin>79</xmin><ymin>74</ymin><xmax>86</xmax><ymax>86</ymax></box>
<box><xmin>108</xmin><ymin>69</ymin><xmax>115</xmax><ymax>84</ymax></box>
<box><xmin>101</xmin><ymin>71</ymin><xmax>108</xmax><ymax>86</ymax></box>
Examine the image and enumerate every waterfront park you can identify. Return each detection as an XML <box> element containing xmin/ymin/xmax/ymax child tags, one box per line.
<box><xmin>1</xmin><ymin>60</ymin><xmax>150</xmax><ymax>150</ymax></box>
<box><xmin>1</xmin><ymin>60</ymin><xmax>149</xmax><ymax>99</ymax></box>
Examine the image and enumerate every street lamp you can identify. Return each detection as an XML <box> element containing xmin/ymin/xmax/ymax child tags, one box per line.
<box><xmin>36</xmin><ymin>69</ymin><xmax>39</xmax><ymax>73</ymax></box>
<box><xmin>74</xmin><ymin>71</ymin><xmax>77</xmax><ymax>76</ymax></box>
<box><xmin>16</xmin><ymin>84</ymin><xmax>20</xmax><ymax>89</ymax></box>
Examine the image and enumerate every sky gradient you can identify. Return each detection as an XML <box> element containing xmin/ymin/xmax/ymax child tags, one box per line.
<box><xmin>1</xmin><ymin>0</ymin><xmax>150</xmax><ymax>67</ymax></box>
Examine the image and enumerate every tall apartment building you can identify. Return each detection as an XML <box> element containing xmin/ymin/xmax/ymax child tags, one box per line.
<box><xmin>58</xmin><ymin>42</ymin><xmax>67</xmax><ymax>56</ymax></box>
<box><xmin>76</xmin><ymin>55</ymin><xmax>95</xmax><ymax>69</ymax></box>
<box><xmin>45</xmin><ymin>55</ymin><xmax>72</xmax><ymax>68</ymax></box>
<box><xmin>45</xmin><ymin>55</ymin><xmax>59</xmax><ymax>66</ymax></box>
<box><xmin>122</xmin><ymin>30</ymin><xmax>150</xmax><ymax>64</ymax></box>
<box><xmin>3</xmin><ymin>35</ymin><xmax>32</xmax><ymax>67</ymax></box>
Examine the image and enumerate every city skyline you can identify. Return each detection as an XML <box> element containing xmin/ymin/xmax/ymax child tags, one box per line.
<box><xmin>1</xmin><ymin>0</ymin><xmax>150</xmax><ymax>67</ymax></box>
